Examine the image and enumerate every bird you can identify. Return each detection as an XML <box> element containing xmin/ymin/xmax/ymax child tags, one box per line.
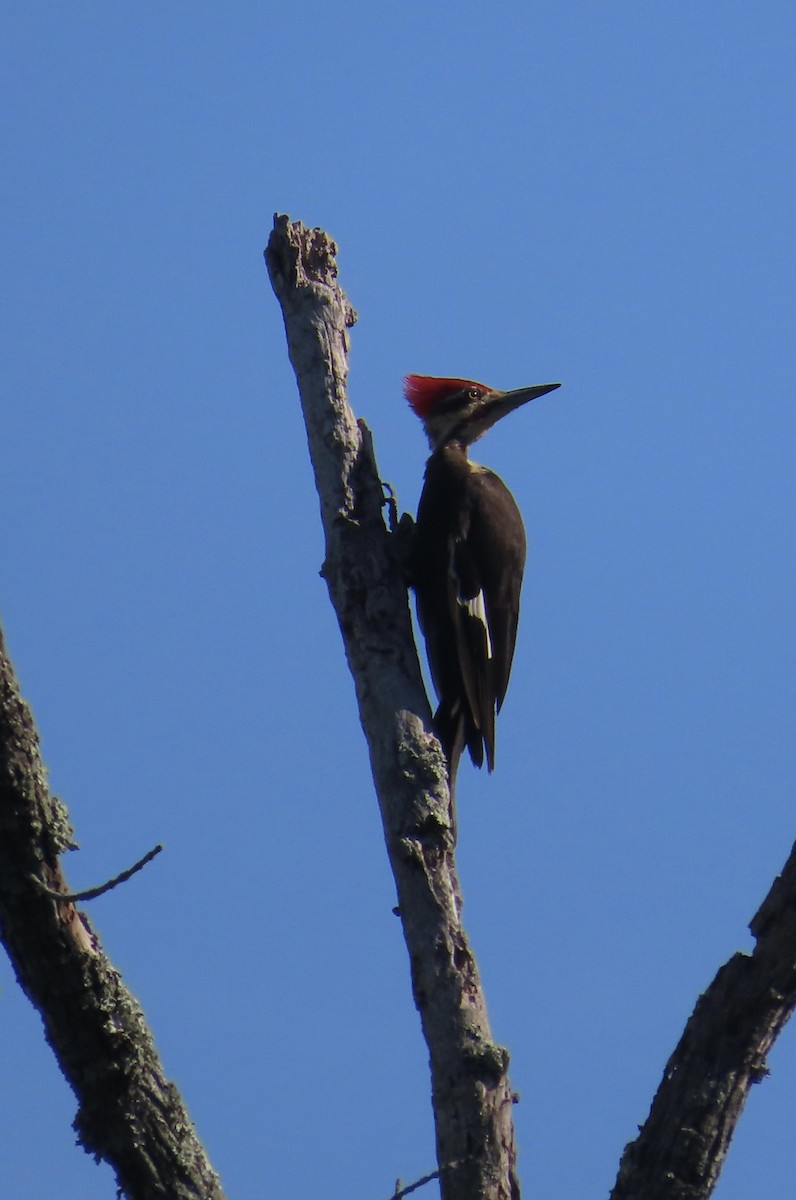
<box><xmin>405</xmin><ymin>373</ymin><xmax>560</xmax><ymax>817</ymax></box>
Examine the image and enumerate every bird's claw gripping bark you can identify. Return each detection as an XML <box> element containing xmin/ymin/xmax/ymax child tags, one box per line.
<box><xmin>381</xmin><ymin>480</ymin><xmax>399</xmax><ymax>533</ymax></box>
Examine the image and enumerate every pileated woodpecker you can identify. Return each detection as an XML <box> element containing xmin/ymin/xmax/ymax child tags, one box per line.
<box><xmin>406</xmin><ymin>373</ymin><xmax>560</xmax><ymax>810</ymax></box>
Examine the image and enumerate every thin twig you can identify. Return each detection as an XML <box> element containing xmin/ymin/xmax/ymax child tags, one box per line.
<box><xmin>390</xmin><ymin>1169</ymin><xmax>440</xmax><ymax>1199</ymax></box>
<box><xmin>30</xmin><ymin>843</ymin><xmax>164</xmax><ymax>902</ymax></box>
<box><xmin>389</xmin><ymin>1159</ymin><xmax>471</xmax><ymax>1200</ymax></box>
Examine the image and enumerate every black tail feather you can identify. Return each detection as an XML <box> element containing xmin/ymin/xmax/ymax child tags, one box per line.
<box><xmin>434</xmin><ymin>703</ymin><xmax>477</xmax><ymax>842</ymax></box>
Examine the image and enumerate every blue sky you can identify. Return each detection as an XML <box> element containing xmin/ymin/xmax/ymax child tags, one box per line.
<box><xmin>2</xmin><ymin>5</ymin><xmax>795</xmax><ymax>1197</ymax></box>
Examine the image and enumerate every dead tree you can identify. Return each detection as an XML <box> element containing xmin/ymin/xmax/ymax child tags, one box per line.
<box><xmin>265</xmin><ymin>216</ymin><xmax>521</xmax><ymax>1200</ymax></box>
<box><xmin>2</xmin><ymin>214</ymin><xmax>795</xmax><ymax>1200</ymax></box>
<box><xmin>265</xmin><ymin>212</ymin><xmax>796</xmax><ymax>1200</ymax></box>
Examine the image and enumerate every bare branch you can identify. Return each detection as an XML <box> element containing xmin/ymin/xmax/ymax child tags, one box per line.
<box><xmin>265</xmin><ymin>214</ymin><xmax>520</xmax><ymax>1200</ymax></box>
<box><xmin>0</xmin><ymin>627</ymin><xmax>225</xmax><ymax>1200</ymax></box>
<box><xmin>612</xmin><ymin>840</ymin><xmax>796</xmax><ymax>1199</ymax></box>
<box><xmin>30</xmin><ymin>843</ymin><xmax>163</xmax><ymax>902</ymax></box>
<box><xmin>389</xmin><ymin>1157</ymin><xmax>474</xmax><ymax>1200</ymax></box>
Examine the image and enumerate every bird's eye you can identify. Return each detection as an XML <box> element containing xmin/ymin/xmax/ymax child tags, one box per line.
<box><xmin>468</xmin><ymin>388</ymin><xmax>481</xmax><ymax>401</ymax></box>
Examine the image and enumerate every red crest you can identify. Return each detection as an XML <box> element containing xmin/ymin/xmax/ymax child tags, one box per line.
<box><xmin>404</xmin><ymin>375</ymin><xmax>487</xmax><ymax>419</ymax></box>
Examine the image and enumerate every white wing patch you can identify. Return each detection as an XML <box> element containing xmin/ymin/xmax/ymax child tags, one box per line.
<box><xmin>448</xmin><ymin>532</ymin><xmax>493</xmax><ymax>660</ymax></box>
<box><xmin>459</xmin><ymin>590</ymin><xmax>493</xmax><ymax>660</ymax></box>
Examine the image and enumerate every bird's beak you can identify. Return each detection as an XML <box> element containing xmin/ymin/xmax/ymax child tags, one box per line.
<box><xmin>483</xmin><ymin>381</ymin><xmax>561</xmax><ymax>428</ymax></box>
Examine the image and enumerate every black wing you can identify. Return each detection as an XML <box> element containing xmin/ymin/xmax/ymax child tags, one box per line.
<box><xmin>412</xmin><ymin>455</ymin><xmax>526</xmax><ymax>781</ymax></box>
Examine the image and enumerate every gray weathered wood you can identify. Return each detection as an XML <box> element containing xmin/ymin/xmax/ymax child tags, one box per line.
<box><xmin>265</xmin><ymin>214</ymin><xmax>520</xmax><ymax>1200</ymax></box>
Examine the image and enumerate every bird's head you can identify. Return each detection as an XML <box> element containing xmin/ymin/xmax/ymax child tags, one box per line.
<box><xmin>405</xmin><ymin>374</ymin><xmax>560</xmax><ymax>451</ymax></box>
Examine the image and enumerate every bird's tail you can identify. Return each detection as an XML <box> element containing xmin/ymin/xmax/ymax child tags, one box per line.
<box><xmin>433</xmin><ymin>704</ymin><xmax>470</xmax><ymax>843</ymax></box>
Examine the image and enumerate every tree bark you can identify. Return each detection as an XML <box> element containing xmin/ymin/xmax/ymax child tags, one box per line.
<box><xmin>612</xmin><ymin>839</ymin><xmax>796</xmax><ymax>1199</ymax></box>
<box><xmin>265</xmin><ymin>214</ymin><xmax>520</xmax><ymax>1200</ymax></box>
<box><xmin>0</xmin><ymin>626</ymin><xmax>225</xmax><ymax>1200</ymax></box>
